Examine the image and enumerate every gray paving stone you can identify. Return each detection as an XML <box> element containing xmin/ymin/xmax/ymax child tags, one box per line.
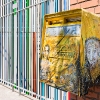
<box><xmin>0</xmin><ymin>85</ymin><xmax>36</xmax><ymax>100</ymax></box>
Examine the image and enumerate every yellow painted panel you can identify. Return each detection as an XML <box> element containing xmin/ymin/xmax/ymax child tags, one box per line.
<box><xmin>40</xmin><ymin>8</ymin><xmax>100</xmax><ymax>96</ymax></box>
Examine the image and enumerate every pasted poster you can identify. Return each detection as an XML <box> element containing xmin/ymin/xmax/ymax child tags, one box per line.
<box><xmin>40</xmin><ymin>24</ymin><xmax>81</xmax><ymax>94</ymax></box>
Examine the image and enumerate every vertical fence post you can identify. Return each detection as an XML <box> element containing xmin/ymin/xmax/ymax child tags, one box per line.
<box><xmin>0</xmin><ymin>1</ymin><xmax>71</xmax><ymax>100</ymax></box>
<box><xmin>11</xmin><ymin>0</ymin><xmax>14</xmax><ymax>92</ymax></box>
<box><xmin>33</xmin><ymin>32</ymin><xmax>36</xmax><ymax>97</ymax></box>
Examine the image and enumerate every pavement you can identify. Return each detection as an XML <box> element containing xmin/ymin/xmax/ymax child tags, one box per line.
<box><xmin>0</xmin><ymin>84</ymin><xmax>38</xmax><ymax>100</ymax></box>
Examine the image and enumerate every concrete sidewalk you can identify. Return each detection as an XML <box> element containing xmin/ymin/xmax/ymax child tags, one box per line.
<box><xmin>0</xmin><ymin>85</ymin><xmax>35</xmax><ymax>100</ymax></box>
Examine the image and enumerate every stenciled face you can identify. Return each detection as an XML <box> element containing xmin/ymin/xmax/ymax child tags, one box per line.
<box><xmin>43</xmin><ymin>45</ymin><xmax>50</xmax><ymax>59</ymax></box>
<box><xmin>86</xmin><ymin>39</ymin><xmax>100</xmax><ymax>68</ymax></box>
<box><xmin>41</xmin><ymin>45</ymin><xmax>50</xmax><ymax>70</ymax></box>
<box><xmin>87</xmin><ymin>44</ymin><xmax>97</xmax><ymax>67</ymax></box>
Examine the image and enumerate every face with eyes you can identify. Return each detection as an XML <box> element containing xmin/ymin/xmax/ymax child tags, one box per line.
<box><xmin>86</xmin><ymin>39</ymin><xmax>100</xmax><ymax>67</ymax></box>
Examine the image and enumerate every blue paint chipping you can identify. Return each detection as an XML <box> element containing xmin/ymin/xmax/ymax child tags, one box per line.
<box><xmin>41</xmin><ymin>0</ymin><xmax>45</xmax><ymax>100</ymax></box>
<box><xmin>54</xmin><ymin>0</ymin><xmax>58</xmax><ymax>100</ymax></box>
<box><xmin>64</xmin><ymin>0</ymin><xmax>67</xmax><ymax>11</ymax></box>
<box><xmin>63</xmin><ymin>1</ymin><xmax>67</xmax><ymax>100</ymax></box>
<box><xmin>19</xmin><ymin>0</ymin><xmax>23</xmax><ymax>88</ymax></box>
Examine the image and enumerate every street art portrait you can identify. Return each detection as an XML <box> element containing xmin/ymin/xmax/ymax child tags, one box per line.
<box><xmin>40</xmin><ymin>24</ymin><xmax>81</xmax><ymax>94</ymax></box>
<box><xmin>40</xmin><ymin>44</ymin><xmax>51</xmax><ymax>80</ymax></box>
<box><xmin>85</xmin><ymin>37</ymin><xmax>100</xmax><ymax>82</ymax></box>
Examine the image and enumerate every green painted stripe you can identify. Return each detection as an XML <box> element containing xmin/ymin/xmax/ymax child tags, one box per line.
<box><xmin>26</xmin><ymin>0</ymin><xmax>29</xmax><ymax>90</ymax></box>
<box><xmin>13</xmin><ymin>0</ymin><xmax>16</xmax><ymax>4</ymax></box>
<box><xmin>26</xmin><ymin>91</ymin><xmax>29</xmax><ymax>95</ymax></box>
<box><xmin>14</xmin><ymin>83</ymin><xmax>17</xmax><ymax>89</ymax></box>
<box><xmin>13</xmin><ymin>8</ymin><xmax>17</xmax><ymax>15</ymax></box>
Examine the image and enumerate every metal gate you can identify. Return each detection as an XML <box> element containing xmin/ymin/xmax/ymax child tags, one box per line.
<box><xmin>0</xmin><ymin>0</ymin><xmax>70</xmax><ymax>100</ymax></box>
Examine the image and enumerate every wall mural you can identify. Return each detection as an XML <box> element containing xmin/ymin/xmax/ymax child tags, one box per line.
<box><xmin>40</xmin><ymin>24</ymin><xmax>81</xmax><ymax>94</ymax></box>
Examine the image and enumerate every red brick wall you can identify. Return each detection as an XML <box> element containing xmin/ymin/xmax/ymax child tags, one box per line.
<box><xmin>70</xmin><ymin>85</ymin><xmax>100</xmax><ymax>100</ymax></box>
<box><xmin>70</xmin><ymin>0</ymin><xmax>100</xmax><ymax>99</ymax></box>
<box><xmin>70</xmin><ymin>0</ymin><xmax>100</xmax><ymax>15</ymax></box>
<box><xmin>70</xmin><ymin>0</ymin><xmax>100</xmax><ymax>100</ymax></box>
